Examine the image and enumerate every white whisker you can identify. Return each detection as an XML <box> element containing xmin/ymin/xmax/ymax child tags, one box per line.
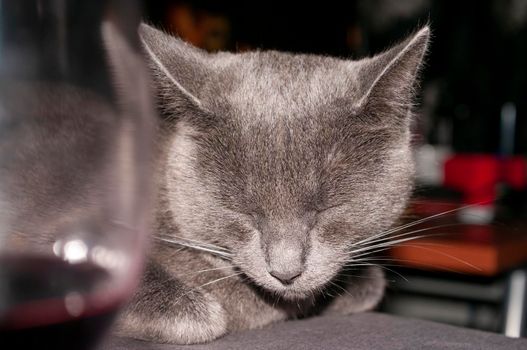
<box><xmin>394</xmin><ymin>243</ymin><xmax>482</xmax><ymax>272</ymax></box>
<box><xmin>156</xmin><ymin>233</ymin><xmax>231</xmax><ymax>252</ymax></box>
<box><xmin>353</xmin><ymin>223</ymin><xmax>460</xmax><ymax>249</ymax></box>
<box><xmin>181</xmin><ymin>266</ymin><xmax>235</xmax><ymax>276</ymax></box>
<box><xmin>344</xmin><ymin>262</ymin><xmax>408</xmax><ymax>282</ymax></box>
<box><xmin>335</xmin><ymin>275</ymin><xmax>396</xmax><ymax>283</ymax></box>
<box><xmin>154</xmin><ymin>236</ymin><xmax>233</xmax><ymax>259</ymax></box>
<box><xmin>353</xmin><ymin>203</ymin><xmax>484</xmax><ymax>247</ymax></box>
<box><xmin>349</xmin><ymin>234</ymin><xmax>432</xmax><ymax>255</ymax></box>
<box><xmin>329</xmin><ymin>280</ymin><xmax>352</xmax><ymax>297</ymax></box>
<box><xmin>174</xmin><ymin>272</ymin><xmax>244</xmax><ymax>305</ymax></box>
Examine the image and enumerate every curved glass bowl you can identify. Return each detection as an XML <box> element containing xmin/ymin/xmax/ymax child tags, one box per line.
<box><xmin>0</xmin><ymin>1</ymin><xmax>155</xmax><ymax>348</ymax></box>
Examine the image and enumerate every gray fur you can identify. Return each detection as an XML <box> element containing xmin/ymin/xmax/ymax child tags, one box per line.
<box><xmin>116</xmin><ymin>23</ymin><xmax>430</xmax><ymax>344</ymax></box>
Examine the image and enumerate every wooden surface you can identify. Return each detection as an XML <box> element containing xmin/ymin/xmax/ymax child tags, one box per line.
<box><xmin>389</xmin><ymin>218</ymin><xmax>527</xmax><ymax>276</ymax></box>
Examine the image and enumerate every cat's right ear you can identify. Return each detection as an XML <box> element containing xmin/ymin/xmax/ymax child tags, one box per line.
<box><xmin>353</xmin><ymin>26</ymin><xmax>430</xmax><ymax>128</ymax></box>
<box><xmin>139</xmin><ymin>24</ymin><xmax>208</xmax><ymax>114</ymax></box>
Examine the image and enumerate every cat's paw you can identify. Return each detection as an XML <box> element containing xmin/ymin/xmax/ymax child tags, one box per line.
<box><xmin>322</xmin><ymin>265</ymin><xmax>386</xmax><ymax>315</ymax></box>
<box><xmin>114</xmin><ymin>263</ymin><xmax>228</xmax><ymax>344</ymax></box>
<box><xmin>116</xmin><ymin>291</ymin><xmax>227</xmax><ymax>344</ymax></box>
<box><xmin>166</xmin><ymin>292</ymin><xmax>228</xmax><ymax>344</ymax></box>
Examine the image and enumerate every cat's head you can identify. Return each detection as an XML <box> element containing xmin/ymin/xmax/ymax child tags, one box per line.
<box><xmin>141</xmin><ymin>24</ymin><xmax>429</xmax><ymax>300</ymax></box>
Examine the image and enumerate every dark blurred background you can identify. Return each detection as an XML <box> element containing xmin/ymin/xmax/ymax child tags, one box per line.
<box><xmin>141</xmin><ymin>0</ymin><xmax>527</xmax><ymax>337</ymax></box>
<box><xmin>143</xmin><ymin>0</ymin><xmax>527</xmax><ymax>154</ymax></box>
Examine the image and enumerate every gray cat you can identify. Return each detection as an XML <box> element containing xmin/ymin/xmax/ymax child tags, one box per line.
<box><xmin>116</xmin><ymin>23</ymin><xmax>430</xmax><ymax>344</ymax></box>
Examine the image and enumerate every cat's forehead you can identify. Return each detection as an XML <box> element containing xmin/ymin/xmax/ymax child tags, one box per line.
<box><xmin>212</xmin><ymin>52</ymin><xmax>361</xmax><ymax>120</ymax></box>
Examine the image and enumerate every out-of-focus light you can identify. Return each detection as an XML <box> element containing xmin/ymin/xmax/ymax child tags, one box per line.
<box><xmin>91</xmin><ymin>245</ymin><xmax>126</xmax><ymax>271</ymax></box>
<box><xmin>52</xmin><ymin>240</ymin><xmax>61</xmax><ymax>256</ymax></box>
<box><xmin>64</xmin><ymin>292</ymin><xmax>85</xmax><ymax>317</ymax></box>
<box><xmin>62</xmin><ymin>239</ymin><xmax>88</xmax><ymax>264</ymax></box>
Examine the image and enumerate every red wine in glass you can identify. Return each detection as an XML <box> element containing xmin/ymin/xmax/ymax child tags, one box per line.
<box><xmin>0</xmin><ymin>256</ymin><xmax>128</xmax><ymax>349</ymax></box>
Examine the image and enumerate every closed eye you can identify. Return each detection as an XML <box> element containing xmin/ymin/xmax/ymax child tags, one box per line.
<box><xmin>315</xmin><ymin>203</ymin><xmax>345</xmax><ymax>215</ymax></box>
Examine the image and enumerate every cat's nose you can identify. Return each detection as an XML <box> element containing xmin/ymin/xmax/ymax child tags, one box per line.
<box><xmin>269</xmin><ymin>268</ymin><xmax>303</xmax><ymax>285</ymax></box>
<box><xmin>266</xmin><ymin>238</ymin><xmax>306</xmax><ymax>285</ymax></box>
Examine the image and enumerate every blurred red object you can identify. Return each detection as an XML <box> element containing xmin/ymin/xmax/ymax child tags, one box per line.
<box><xmin>443</xmin><ymin>154</ymin><xmax>527</xmax><ymax>205</ymax></box>
<box><xmin>443</xmin><ymin>154</ymin><xmax>499</xmax><ymax>205</ymax></box>
<box><xmin>502</xmin><ymin>156</ymin><xmax>527</xmax><ymax>189</ymax></box>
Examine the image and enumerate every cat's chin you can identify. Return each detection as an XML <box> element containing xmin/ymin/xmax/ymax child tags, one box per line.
<box><xmin>252</xmin><ymin>284</ymin><xmax>315</xmax><ymax>302</ymax></box>
<box><xmin>275</xmin><ymin>288</ymin><xmax>314</xmax><ymax>301</ymax></box>
<box><xmin>250</xmin><ymin>279</ymin><xmax>325</xmax><ymax>301</ymax></box>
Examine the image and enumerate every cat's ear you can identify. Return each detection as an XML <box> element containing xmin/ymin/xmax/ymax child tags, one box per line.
<box><xmin>355</xmin><ymin>26</ymin><xmax>430</xmax><ymax>126</ymax></box>
<box><xmin>139</xmin><ymin>23</ymin><xmax>208</xmax><ymax>112</ymax></box>
<box><xmin>102</xmin><ymin>21</ymin><xmax>153</xmax><ymax>120</ymax></box>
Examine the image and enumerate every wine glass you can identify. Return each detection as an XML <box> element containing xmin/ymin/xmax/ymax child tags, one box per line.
<box><xmin>0</xmin><ymin>1</ymin><xmax>155</xmax><ymax>349</ymax></box>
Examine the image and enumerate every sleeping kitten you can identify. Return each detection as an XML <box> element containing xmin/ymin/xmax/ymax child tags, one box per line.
<box><xmin>117</xmin><ymin>23</ymin><xmax>430</xmax><ymax>344</ymax></box>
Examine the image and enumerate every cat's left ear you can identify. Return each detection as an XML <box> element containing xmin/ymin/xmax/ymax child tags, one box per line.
<box><xmin>354</xmin><ymin>26</ymin><xmax>430</xmax><ymax>126</ymax></box>
<box><xmin>138</xmin><ymin>23</ymin><xmax>209</xmax><ymax>113</ymax></box>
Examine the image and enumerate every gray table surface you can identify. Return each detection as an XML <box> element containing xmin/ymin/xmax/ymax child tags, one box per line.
<box><xmin>101</xmin><ymin>312</ymin><xmax>527</xmax><ymax>350</ymax></box>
